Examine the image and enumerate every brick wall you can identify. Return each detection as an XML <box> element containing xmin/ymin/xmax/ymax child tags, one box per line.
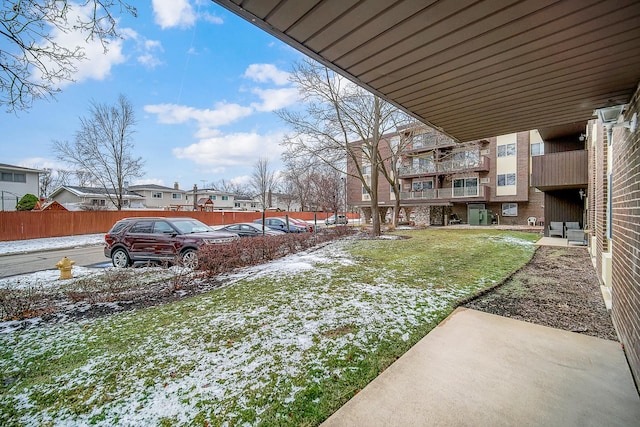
<box><xmin>611</xmin><ymin>84</ymin><xmax>640</xmax><ymax>386</ymax></box>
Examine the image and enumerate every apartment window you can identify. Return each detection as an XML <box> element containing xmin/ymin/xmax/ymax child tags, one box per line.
<box><xmin>91</xmin><ymin>199</ymin><xmax>106</xmax><ymax>206</ymax></box>
<box><xmin>172</xmin><ymin>193</ymin><xmax>182</xmax><ymax>200</ymax></box>
<box><xmin>453</xmin><ymin>177</ymin><xmax>478</xmax><ymax>197</ymax></box>
<box><xmin>502</xmin><ymin>203</ymin><xmax>518</xmax><ymax>216</ymax></box>
<box><xmin>531</xmin><ymin>142</ymin><xmax>544</xmax><ymax>156</ymax></box>
<box><xmin>412</xmin><ymin>180</ymin><xmax>433</xmax><ymax>191</ymax></box>
<box><xmin>497</xmin><ymin>143</ymin><xmax>516</xmax><ymax>157</ymax></box>
<box><xmin>497</xmin><ymin>173</ymin><xmax>516</xmax><ymax>186</ymax></box>
<box><xmin>222</xmin><ymin>196</ymin><xmax>229</xmax><ymax>201</ymax></box>
<box><xmin>362</xmin><ymin>164</ymin><xmax>371</xmax><ymax>175</ymax></box>
<box><xmin>0</xmin><ymin>172</ymin><xmax>26</xmax><ymax>182</ymax></box>
<box><xmin>234</xmin><ymin>202</ymin><xmax>240</xmax><ymax>208</ymax></box>
<box><xmin>210</xmin><ymin>195</ymin><xmax>216</xmax><ymax>200</ymax></box>
<box><xmin>152</xmin><ymin>192</ymin><xmax>162</xmax><ymax>198</ymax></box>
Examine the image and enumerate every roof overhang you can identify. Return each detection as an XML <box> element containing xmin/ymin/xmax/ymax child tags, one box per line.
<box><xmin>212</xmin><ymin>0</ymin><xmax>640</xmax><ymax>141</ymax></box>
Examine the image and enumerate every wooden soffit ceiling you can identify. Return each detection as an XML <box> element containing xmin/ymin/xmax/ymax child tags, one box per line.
<box><xmin>212</xmin><ymin>0</ymin><xmax>640</xmax><ymax>142</ymax></box>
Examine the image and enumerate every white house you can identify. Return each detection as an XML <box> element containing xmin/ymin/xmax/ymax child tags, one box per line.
<box><xmin>0</xmin><ymin>163</ymin><xmax>42</xmax><ymax>211</ymax></box>
<box><xmin>49</xmin><ymin>185</ymin><xmax>145</xmax><ymax>210</ymax></box>
<box><xmin>127</xmin><ymin>183</ymin><xmax>186</xmax><ymax>210</ymax></box>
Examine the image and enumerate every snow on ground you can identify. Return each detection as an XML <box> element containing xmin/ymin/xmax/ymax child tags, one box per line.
<box><xmin>0</xmin><ymin>234</ymin><xmax>104</xmax><ymax>255</ymax></box>
<box><xmin>0</xmin><ymin>237</ymin><xmax>480</xmax><ymax>426</ymax></box>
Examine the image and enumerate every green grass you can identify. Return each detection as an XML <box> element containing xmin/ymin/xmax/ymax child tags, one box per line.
<box><xmin>0</xmin><ymin>229</ymin><xmax>537</xmax><ymax>426</ymax></box>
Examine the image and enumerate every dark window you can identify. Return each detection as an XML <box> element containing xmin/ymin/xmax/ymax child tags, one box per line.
<box><xmin>153</xmin><ymin>221</ymin><xmax>174</xmax><ymax>233</ymax></box>
<box><xmin>13</xmin><ymin>173</ymin><xmax>26</xmax><ymax>183</ymax></box>
<box><xmin>129</xmin><ymin>221</ymin><xmax>153</xmax><ymax>233</ymax></box>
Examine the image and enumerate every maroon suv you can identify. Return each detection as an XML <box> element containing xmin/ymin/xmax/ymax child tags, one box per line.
<box><xmin>104</xmin><ymin>217</ymin><xmax>238</xmax><ymax>268</ymax></box>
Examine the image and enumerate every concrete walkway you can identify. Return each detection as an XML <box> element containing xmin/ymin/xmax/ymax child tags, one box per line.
<box><xmin>322</xmin><ymin>308</ymin><xmax>640</xmax><ymax>426</ymax></box>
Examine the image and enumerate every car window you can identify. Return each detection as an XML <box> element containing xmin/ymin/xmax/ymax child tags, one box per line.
<box><xmin>240</xmin><ymin>225</ymin><xmax>254</xmax><ymax>232</ymax></box>
<box><xmin>171</xmin><ymin>219</ymin><xmax>211</xmax><ymax>234</ymax></box>
<box><xmin>108</xmin><ymin>221</ymin><xmax>129</xmax><ymax>234</ymax></box>
<box><xmin>129</xmin><ymin>221</ymin><xmax>153</xmax><ymax>233</ymax></box>
<box><xmin>153</xmin><ymin>221</ymin><xmax>174</xmax><ymax>234</ymax></box>
<box><xmin>226</xmin><ymin>225</ymin><xmax>240</xmax><ymax>231</ymax></box>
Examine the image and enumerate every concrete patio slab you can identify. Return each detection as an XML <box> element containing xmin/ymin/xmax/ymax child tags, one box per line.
<box><xmin>322</xmin><ymin>308</ymin><xmax>639</xmax><ymax>427</ymax></box>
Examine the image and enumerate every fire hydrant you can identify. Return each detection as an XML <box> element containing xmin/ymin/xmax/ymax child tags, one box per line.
<box><xmin>55</xmin><ymin>257</ymin><xmax>76</xmax><ymax>280</ymax></box>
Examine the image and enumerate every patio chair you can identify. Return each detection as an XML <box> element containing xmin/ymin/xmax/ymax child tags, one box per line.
<box><xmin>527</xmin><ymin>216</ymin><xmax>537</xmax><ymax>226</ymax></box>
<box><xmin>548</xmin><ymin>221</ymin><xmax>564</xmax><ymax>238</ymax></box>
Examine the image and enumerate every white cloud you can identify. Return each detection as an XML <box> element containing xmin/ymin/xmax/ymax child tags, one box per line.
<box><xmin>201</xmin><ymin>12</ymin><xmax>224</xmax><ymax>25</ymax></box>
<box><xmin>152</xmin><ymin>0</ymin><xmax>196</xmax><ymax>29</ymax></box>
<box><xmin>144</xmin><ymin>103</ymin><xmax>253</xmax><ymax>127</ymax></box>
<box><xmin>19</xmin><ymin>158</ymin><xmax>65</xmax><ymax>170</ymax></box>
<box><xmin>172</xmin><ymin>132</ymin><xmax>284</xmax><ymax>167</ymax></box>
<box><xmin>244</xmin><ymin>64</ymin><xmax>291</xmax><ymax>86</ymax></box>
<box><xmin>251</xmin><ymin>87</ymin><xmax>301</xmax><ymax>112</ymax></box>
<box><xmin>133</xmin><ymin>178</ymin><xmax>165</xmax><ymax>186</ymax></box>
<box><xmin>31</xmin><ymin>3</ymin><xmax>126</xmax><ymax>87</ymax></box>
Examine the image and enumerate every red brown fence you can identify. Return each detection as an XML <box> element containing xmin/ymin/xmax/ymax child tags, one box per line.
<box><xmin>0</xmin><ymin>211</ymin><xmax>358</xmax><ymax>241</ymax></box>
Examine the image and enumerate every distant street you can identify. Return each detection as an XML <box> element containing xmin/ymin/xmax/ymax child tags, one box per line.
<box><xmin>0</xmin><ymin>246</ymin><xmax>108</xmax><ymax>278</ymax></box>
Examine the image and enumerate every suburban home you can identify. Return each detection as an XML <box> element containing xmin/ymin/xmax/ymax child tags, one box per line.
<box><xmin>0</xmin><ymin>163</ymin><xmax>42</xmax><ymax>211</ymax></box>
<box><xmin>49</xmin><ymin>185</ymin><xmax>145</xmax><ymax>210</ymax></box>
<box><xmin>127</xmin><ymin>183</ymin><xmax>186</xmax><ymax>210</ymax></box>
<box><xmin>347</xmin><ymin>127</ymin><xmax>544</xmax><ymax>226</ymax></box>
<box><xmin>214</xmin><ymin>0</ymin><xmax>640</xmax><ymax>389</ymax></box>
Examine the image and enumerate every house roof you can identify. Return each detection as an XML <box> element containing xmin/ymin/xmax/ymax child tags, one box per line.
<box><xmin>0</xmin><ymin>163</ymin><xmax>44</xmax><ymax>173</ymax></box>
<box><xmin>127</xmin><ymin>184</ymin><xmax>185</xmax><ymax>192</ymax></box>
<box><xmin>213</xmin><ymin>0</ymin><xmax>640</xmax><ymax>141</ymax></box>
<box><xmin>50</xmin><ymin>185</ymin><xmax>144</xmax><ymax>199</ymax></box>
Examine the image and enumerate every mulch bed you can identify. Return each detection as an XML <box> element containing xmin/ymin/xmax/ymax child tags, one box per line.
<box><xmin>464</xmin><ymin>245</ymin><xmax>617</xmax><ymax>341</ymax></box>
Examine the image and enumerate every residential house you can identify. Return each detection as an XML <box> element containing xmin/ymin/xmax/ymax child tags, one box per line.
<box><xmin>0</xmin><ymin>163</ymin><xmax>42</xmax><ymax>211</ymax></box>
<box><xmin>49</xmin><ymin>185</ymin><xmax>145</xmax><ymax>210</ymax></box>
<box><xmin>347</xmin><ymin>127</ymin><xmax>544</xmax><ymax>226</ymax></box>
<box><xmin>127</xmin><ymin>183</ymin><xmax>187</xmax><ymax>210</ymax></box>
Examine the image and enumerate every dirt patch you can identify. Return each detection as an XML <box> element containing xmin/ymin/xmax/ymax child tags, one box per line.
<box><xmin>464</xmin><ymin>245</ymin><xmax>617</xmax><ymax>341</ymax></box>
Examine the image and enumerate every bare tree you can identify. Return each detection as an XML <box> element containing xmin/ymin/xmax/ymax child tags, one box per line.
<box><xmin>53</xmin><ymin>94</ymin><xmax>143</xmax><ymax>210</ymax></box>
<box><xmin>250</xmin><ymin>157</ymin><xmax>277</xmax><ymax>211</ymax></box>
<box><xmin>1</xmin><ymin>0</ymin><xmax>136</xmax><ymax>113</ymax></box>
<box><xmin>39</xmin><ymin>167</ymin><xmax>73</xmax><ymax>197</ymax></box>
<box><xmin>213</xmin><ymin>178</ymin><xmax>252</xmax><ymax>197</ymax></box>
<box><xmin>278</xmin><ymin>59</ymin><xmax>410</xmax><ymax>236</ymax></box>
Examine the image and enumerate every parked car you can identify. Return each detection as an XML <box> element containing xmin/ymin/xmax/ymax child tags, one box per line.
<box><xmin>325</xmin><ymin>214</ymin><xmax>348</xmax><ymax>225</ymax></box>
<box><xmin>253</xmin><ymin>217</ymin><xmax>307</xmax><ymax>233</ymax></box>
<box><xmin>104</xmin><ymin>217</ymin><xmax>238</xmax><ymax>268</ymax></box>
<box><xmin>288</xmin><ymin>217</ymin><xmax>313</xmax><ymax>232</ymax></box>
<box><xmin>219</xmin><ymin>222</ymin><xmax>285</xmax><ymax>237</ymax></box>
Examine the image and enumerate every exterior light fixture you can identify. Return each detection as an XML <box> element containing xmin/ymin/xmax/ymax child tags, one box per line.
<box><xmin>579</xmin><ymin>189</ymin><xmax>585</xmax><ymax>200</ymax></box>
<box><xmin>593</xmin><ymin>104</ymin><xmax>638</xmax><ymax>133</ymax></box>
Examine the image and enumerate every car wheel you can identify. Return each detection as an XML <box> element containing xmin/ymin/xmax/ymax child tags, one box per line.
<box><xmin>111</xmin><ymin>248</ymin><xmax>131</xmax><ymax>268</ymax></box>
<box><xmin>180</xmin><ymin>249</ymin><xmax>198</xmax><ymax>269</ymax></box>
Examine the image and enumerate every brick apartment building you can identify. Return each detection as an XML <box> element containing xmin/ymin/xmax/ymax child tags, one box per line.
<box><xmin>346</xmin><ymin>127</ymin><xmax>544</xmax><ymax>227</ymax></box>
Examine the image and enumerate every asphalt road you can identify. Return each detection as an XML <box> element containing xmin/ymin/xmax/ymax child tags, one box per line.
<box><xmin>0</xmin><ymin>245</ymin><xmax>109</xmax><ymax>278</ymax></box>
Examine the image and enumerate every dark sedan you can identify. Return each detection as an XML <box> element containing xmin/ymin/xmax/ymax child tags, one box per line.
<box><xmin>219</xmin><ymin>222</ymin><xmax>285</xmax><ymax>237</ymax></box>
<box><xmin>104</xmin><ymin>217</ymin><xmax>238</xmax><ymax>268</ymax></box>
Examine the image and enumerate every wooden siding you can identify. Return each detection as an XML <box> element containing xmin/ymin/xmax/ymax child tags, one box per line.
<box><xmin>531</xmin><ymin>150</ymin><xmax>588</xmax><ymax>191</ymax></box>
<box><xmin>542</xmin><ymin>190</ymin><xmax>585</xmax><ymax>236</ymax></box>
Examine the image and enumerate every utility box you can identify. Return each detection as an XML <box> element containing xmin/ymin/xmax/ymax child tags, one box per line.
<box><xmin>469</xmin><ymin>209</ymin><xmax>492</xmax><ymax>225</ymax></box>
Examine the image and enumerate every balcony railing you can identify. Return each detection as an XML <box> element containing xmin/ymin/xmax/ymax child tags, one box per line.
<box><xmin>531</xmin><ymin>150</ymin><xmax>588</xmax><ymax>191</ymax></box>
<box><xmin>398</xmin><ymin>156</ymin><xmax>489</xmax><ymax>177</ymax></box>
<box><xmin>405</xmin><ymin>132</ymin><xmax>456</xmax><ymax>152</ymax></box>
<box><xmin>400</xmin><ymin>185</ymin><xmax>487</xmax><ymax>201</ymax></box>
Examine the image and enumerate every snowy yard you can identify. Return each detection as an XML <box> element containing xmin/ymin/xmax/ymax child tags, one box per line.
<box><xmin>0</xmin><ymin>229</ymin><xmax>537</xmax><ymax>426</ymax></box>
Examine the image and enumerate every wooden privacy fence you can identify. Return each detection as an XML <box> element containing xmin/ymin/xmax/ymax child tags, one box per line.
<box><xmin>0</xmin><ymin>210</ymin><xmax>358</xmax><ymax>241</ymax></box>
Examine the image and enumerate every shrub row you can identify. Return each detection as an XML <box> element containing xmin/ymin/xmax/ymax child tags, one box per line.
<box><xmin>197</xmin><ymin>226</ymin><xmax>356</xmax><ymax>276</ymax></box>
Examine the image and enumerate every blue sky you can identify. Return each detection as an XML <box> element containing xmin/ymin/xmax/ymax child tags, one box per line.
<box><xmin>3</xmin><ymin>0</ymin><xmax>305</xmax><ymax>191</ymax></box>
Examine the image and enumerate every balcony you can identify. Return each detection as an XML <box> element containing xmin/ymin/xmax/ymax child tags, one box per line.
<box><xmin>400</xmin><ymin>185</ymin><xmax>488</xmax><ymax>202</ymax></box>
<box><xmin>398</xmin><ymin>156</ymin><xmax>489</xmax><ymax>178</ymax></box>
<box><xmin>404</xmin><ymin>132</ymin><xmax>456</xmax><ymax>153</ymax></box>
<box><xmin>531</xmin><ymin>150</ymin><xmax>588</xmax><ymax>191</ymax></box>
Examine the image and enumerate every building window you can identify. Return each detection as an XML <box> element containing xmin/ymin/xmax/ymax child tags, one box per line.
<box><xmin>152</xmin><ymin>192</ymin><xmax>162</xmax><ymax>198</ymax></box>
<box><xmin>497</xmin><ymin>143</ymin><xmax>516</xmax><ymax>157</ymax></box>
<box><xmin>210</xmin><ymin>195</ymin><xmax>216</xmax><ymax>200</ymax></box>
<box><xmin>502</xmin><ymin>203</ymin><xmax>518</xmax><ymax>216</ymax></box>
<box><xmin>497</xmin><ymin>173</ymin><xmax>516</xmax><ymax>186</ymax></box>
<box><xmin>452</xmin><ymin>177</ymin><xmax>478</xmax><ymax>197</ymax></box>
<box><xmin>531</xmin><ymin>142</ymin><xmax>544</xmax><ymax>156</ymax></box>
<box><xmin>172</xmin><ymin>193</ymin><xmax>182</xmax><ymax>199</ymax></box>
<box><xmin>123</xmin><ymin>200</ymin><xmax>129</xmax><ymax>206</ymax></box>
<box><xmin>222</xmin><ymin>195</ymin><xmax>229</xmax><ymax>201</ymax></box>
<box><xmin>412</xmin><ymin>180</ymin><xmax>433</xmax><ymax>191</ymax></box>
<box><xmin>0</xmin><ymin>171</ymin><xmax>27</xmax><ymax>182</ymax></box>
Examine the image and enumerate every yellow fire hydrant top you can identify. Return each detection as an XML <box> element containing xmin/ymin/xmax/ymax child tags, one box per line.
<box><xmin>55</xmin><ymin>256</ymin><xmax>76</xmax><ymax>280</ymax></box>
